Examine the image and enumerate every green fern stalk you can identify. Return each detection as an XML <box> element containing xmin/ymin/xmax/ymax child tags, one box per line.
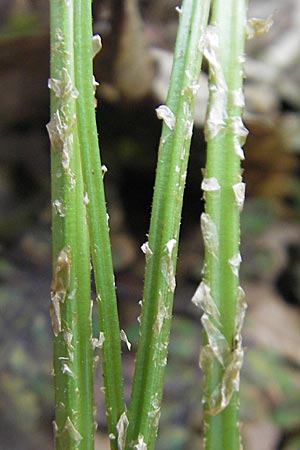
<box><xmin>48</xmin><ymin>1</ymin><xmax>94</xmax><ymax>448</ymax></box>
<box><xmin>199</xmin><ymin>1</ymin><xmax>248</xmax><ymax>449</ymax></box>
<box><xmin>73</xmin><ymin>1</ymin><xmax>125</xmax><ymax>447</ymax></box>
<box><xmin>125</xmin><ymin>1</ymin><xmax>211</xmax><ymax>449</ymax></box>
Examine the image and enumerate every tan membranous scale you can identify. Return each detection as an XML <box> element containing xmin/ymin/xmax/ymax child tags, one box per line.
<box><xmin>201</xmin><ymin>25</ymin><xmax>229</xmax><ymax>141</ymax></box>
<box><xmin>53</xmin><ymin>420</ymin><xmax>59</xmax><ymax>439</ymax></box>
<box><xmin>155</xmin><ymin>105</ymin><xmax>176</xmax><ymax>131</ymax></box>
<box><xmin>116</xmin><ymin>411</ymin><xmax>129</xmax><ymax>450</ymax></box>
<box><xmin>53</xmin><ymin>199</ymin><xmax>66</xmax><ymax>217</ymax></box>
<box><xmin>166</xmin><ymin>238</ymin><xmax>176</xmax><ymax>258</ymax></box>
<box><xmin>201</xmin><ymin>26</ymin><xmax>227</xmax><ymax>90</ymax></box>
<box><xmin>153</xmin><ymin>290</ymin><xmax>169</xmax><ymax>336</ymax></box>
<box><xmin>204</xmin><ymin>87</ymin><xmax>228</xmax><ymax>140</ymax></box>
<box><xmin>134</xmin><ymin>434</ymin><xmax>147</xmax><ymax>450</ymax></box>
<box><xmin>141</xmin><ymin>241</ymin><xmax>153</xmax><ymax>259</ymax></box>
<box><xmin>201</xmin><ymin>213</ymin><xmax>219</xmax><ymax>259</ymax></box>
<box><xmin>46</xmin><ymin>108</ymin><xmax>76</xmax><ymax>173</ymax></box>
<box><xmin>201</xmin><ymin>176</ymin><xmax>221</xmax><ymax>192</ymax></box>
<box><xmin>61</xmin><ymin>363</ymin><xmax>75</xmax><ymax>377</ymax></box>
<box><xmin>153</xmin><ymin>340</ymin><xmax>168</xmax><ymax>368</ymax></box>
<box><xmin>83</xmin><ymin>192</ymin><xmax>90</xmax><ymax>205</ymax></box>
<box><xmin>246</xmin><ymin>16</ymin><xmax>273</xmax><ymax>40</ymax></box>
<box><xmin>92</xmin><ymin>331</ymin><xmax>105</xmax><ymax>350</ymax></box>
<box><xmin>47</xmin><ymin>51</ymin><xmax>79</xmax><ymax>175</ymax></box>
<box><xmin>184</xmin><ymin>69</ymin><xmax>192</xmax><ymax>80</ymax></box>
<box><xmin>229</xmin><ymin>116</ymin><xmax>248</xmax><ymax>160</ymax></box>
<box><xmin>228</xmin><ymin>253</ymin><xmax>242</xmax><ymax>277</ymax></box>
<box><xmin>50</xmin><ymin>246</ymin><xmax>71</xmax><ymax>336</ymax></box>
<box><xmin>201</xmin><ymin>314</ymin><xmax>230</xmax><ymax>368</ymax></box>
<box><xmin>55</xmin><ymin>27</ymin><xmax>63</xmax><ymax>41</ymax></box>
<box><xmin>160</xmin><ymin>357</ymin><xmax>167</xmax><ymax>367</ymax></box>
<box><xmin>232</xmin><ymin>181</ymin><xmax>246</xmax><ymax>211</ymax></box>
<box><xmin>156</xmin><ymin>342</ymin><xmax>168</xmax><ymax>352</ymax></box>
<box><xmin>101</xmin><ymin>164</ymin><xmax>108</xmax><ymax>177</ymax></box>
<box><xmin>199</xmin><ymin>344</ymin><xmax>214</xmax><ymax>374</ymax></box>
<box><xmin>230</xmin><ymin>87</ymin><xmax>245</xmax><ymax>108</ymax></box>
<box><xmin>57</xmin><ymin>416</ymin><xmax>83</xmax><ymax>448</ymax></box>
<box><xmin>191</xmin><ymin>281</ymin><xmax>220</xmax><ymax>318</ymax></box>
<box><xmin>48</xmin><ymin>68</ymin><xmax>79</xmax><ymax>101</ymax></box>
<box><xmin>47</xmin><ymin>110</ymin><xmax>64</xmax><ymax>150</ymax></box>
<box><xmin>148</xmin><ymin>393</ymin><xmax>161</xmax><ymax>429</ymax></box>
<box><xmin>92</xmin><ymin>75</ymin><xmax>99</xmax><ymax>107</ymax></box>
<box><xmin>92</xmin><ymin>34</ymin><xmax>102</xmax><ymax>58</ymax></box>
<box><xmin>184</xmin><ymin>82</ymin><xmax>201</xmax><ymax>96</ymax></box>
<box><xmin>63</xmin><ymin>329</ymin><xmax>74</xmax><ymax>361</ymax></box>
<box><xmin>161</xmin><ymin>239</ymin><xmax>177</xmax><ymax>293</ymax></box>
<box><xmin>202</xmin><ymin>286</ymin><xmax>247</xmax><ymax>416</ymax></box>
<box><xmin>51</xmin><ymin>27</ymin><xmax>65</xmax><ymax>54</ymax></box>
<box><xmin>180</xmin><ymin>145</ymin><xmax>187</xmax><ymax>161</ymax></box>
<box><xmin>182</xmin><ymin>102</ymin><xmax>193</xmax><ymax>140</ymax></box>
<box><xmin>51</xmin><ymin>246</ymin><xmax>71</xmax><ymax>299</ymax></box>
<box><xmin>49</xmin><ymin>297</ymin><xmax>62</xmax><ymax>337</ymax></box>
<box><xmin>234</xmin><ymin>286</ymin><xmax>247</xmax><ymax>343</ymax></box>
<box><xmin>120</xmin><ymin>329</ymin><xmax>131</xmax><ymax>351</ymax></box>
<box><xmin>205</xmin><ymin>347</ymin><xmax>243</xmax><ymax>416</ymax></box>
<box><xmin>68</xmin><ymin>170</ymin><xmax>76</xmax><ymax>190</ymax></box>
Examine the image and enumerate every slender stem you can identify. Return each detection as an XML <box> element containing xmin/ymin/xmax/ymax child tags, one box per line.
<box><xmin>125</xmin><ymin>1</ymin><xmax>211</xmax><ymax>449</ymax></box>
<box><xmin>48</xmin><ymin>1</ymin><xmax>93</xmax><ymax>449</ymax></box>
<box><xmin>73</xmin><ymin>1</ymin><xmax>125</xmax><ymax>447</ymax></box>
<box><xmin>200</xmin><ymin>1</ymin><xmax>248</xmax><ymax>449</ymax></box>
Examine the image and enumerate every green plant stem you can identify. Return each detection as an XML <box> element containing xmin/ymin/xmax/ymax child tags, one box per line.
<box><xmin>201</xmin><ymin>1</ymin><xmax>248</xmax><ymax>449</ymax></box>
<box><xmin>48</xmin><ymin>1</ymin><xmax>93</xmax><ymax>449</ymax></box>
<box><xmin>73</xmin><ymin>1</ymin><xmax>125</xmax><ymax>446</ymax></box>
<box><xmin>125</xmin><ymin>1</ymin><xmax>211</xmax><ymax>449</ymax></box>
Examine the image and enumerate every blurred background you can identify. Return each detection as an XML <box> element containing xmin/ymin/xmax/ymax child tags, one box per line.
<box><xmin>0</xmin><ymin>0</ymin><xmax>300</xmax><ymax>449</ymax></box>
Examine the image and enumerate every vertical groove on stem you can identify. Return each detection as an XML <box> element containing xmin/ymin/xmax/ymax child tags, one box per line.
<box><xmin>125</xmin><ymin>1</ymin><xmax>211</xmax><ymax>449</ymax></box>
<box><xmin>73</xmin><ymin>1</ymin><xmax>125</xmax><ymax>447</ymax></box>
<box><xmin>199</xmin><ymin>1</ymin><xmax>248</xmax><ymax>449</ymax></box>
<box><xmin>48</xmin><ymin>1</ymin><xmax>94</xmax><ymax>449</ymax></box>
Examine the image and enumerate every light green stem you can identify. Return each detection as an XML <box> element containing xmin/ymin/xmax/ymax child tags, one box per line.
<box><xmin>125</xmin><ymin>1</ymin><xmax>211</xmax><ymax>449</ymax></box>
<box><xmin>48</xmin><ymin>1</ymin><xmax>93</xmax><ymax>449</ymax></box>
<box><xmin>73</xmin><ymin>1</ymin><xmax>125</xmax><ymax>447</ymax></box>
<box><xmin>201</xmin><ymin>1</ymin><xmax>248</xmax><ymax>449</ymax></box>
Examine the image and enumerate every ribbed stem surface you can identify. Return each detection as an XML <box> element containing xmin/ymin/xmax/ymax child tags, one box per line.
<box><xmin>201</xmin><ymin>1</ymin><xmax>248</xmax><ymax>449</ymax></box>
<box><xmin>126</xmin><ymin>1</ymin><xmax>211</xmax><ymax>449</ymax></box>
<box><xmin>73</xmin><ymin>1</ymin><xmax>125</xmax><ymax>447</ymax></box>
<box><xmin>49</xmin><ymin>1</ymin><xmax>94</xmax><ymax>448</ymax></box>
